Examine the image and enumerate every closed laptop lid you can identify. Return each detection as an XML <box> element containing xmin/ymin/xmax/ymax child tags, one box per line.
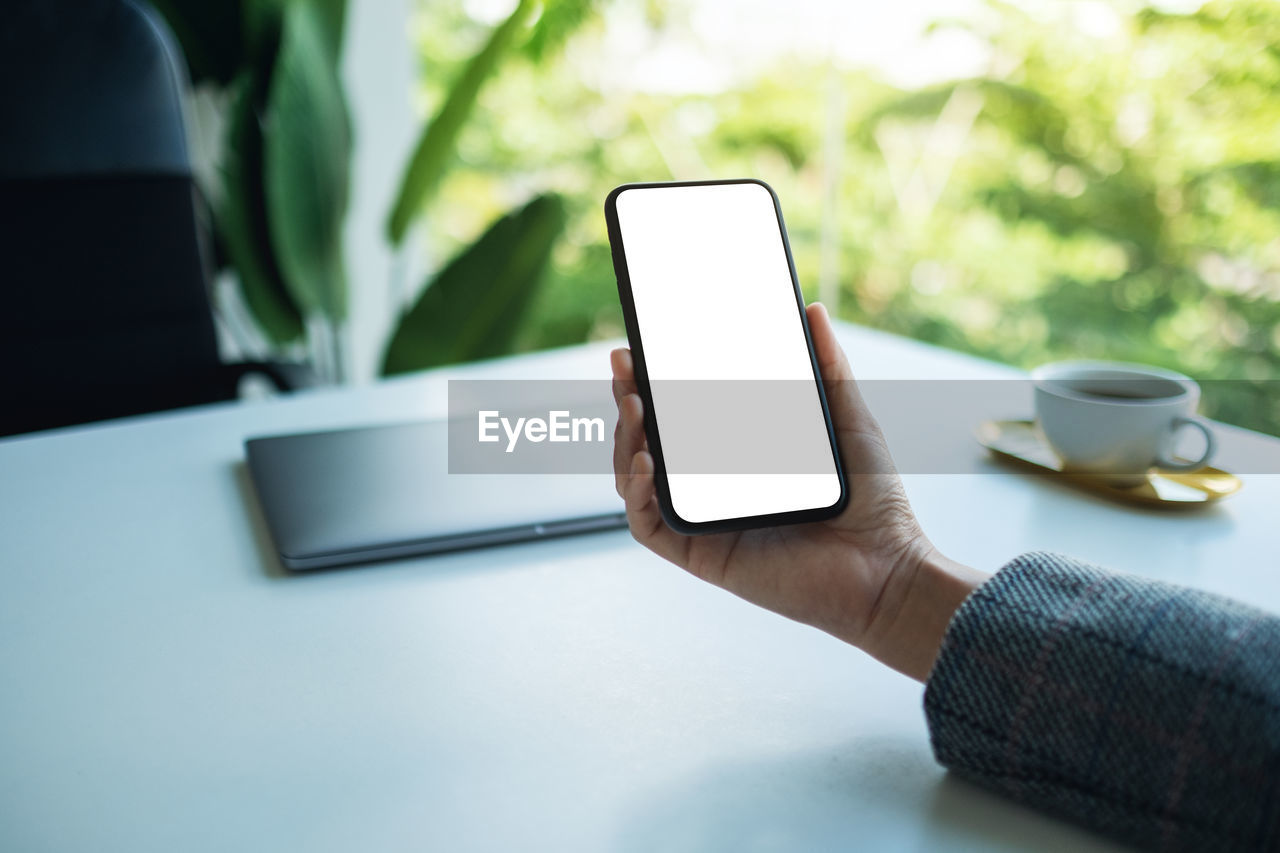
<box><xmin>246</xmin><ymin>420</ymin><xmax>626</xmax><ymax>570</ymax></box>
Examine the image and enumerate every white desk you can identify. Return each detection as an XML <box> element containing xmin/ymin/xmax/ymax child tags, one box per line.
<box><xmin>3</xmin><ymin>323</ymin><xmax>1276</xmax><ymax>852</ymax></box>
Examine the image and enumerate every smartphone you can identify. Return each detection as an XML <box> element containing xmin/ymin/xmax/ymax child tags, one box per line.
<box><xmin>605</xmin><ymin>179</ymin><xmax>847</xmax><ymax>534</ymax></box>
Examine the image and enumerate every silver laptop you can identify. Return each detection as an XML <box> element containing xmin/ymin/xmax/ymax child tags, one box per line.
<box><xmin>245</xmin><ymin>420</ymin><xmax>628</xmax><ymax>570</ymax></box>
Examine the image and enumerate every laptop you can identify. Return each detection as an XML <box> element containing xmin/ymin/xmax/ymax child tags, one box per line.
<box><xmin>245</xmin><ymin>420</ymin><xmax>628</xmax><ymax>570</ymax></box>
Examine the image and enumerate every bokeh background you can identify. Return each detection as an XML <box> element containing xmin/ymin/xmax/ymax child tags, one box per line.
<box><xmin>165</xmin><ymin>0</ymin><xmax>1280</xmax><ymax>435</ymax></box>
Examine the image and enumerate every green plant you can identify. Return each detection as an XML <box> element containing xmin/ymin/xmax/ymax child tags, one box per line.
<box><xmin>381</xmin><ymin>0</ymin><xmax>596</xmax><ymax>373</ymax></box>
<box><xmin>414</xmin><ymin>0</ymin><xmax>1279</xmax><ymax>434</ymax></box>
<box><xmin>846</xmin><ymin>0</ymin><xmax>1280</xmax><ymax>433</ymax></box>
<box><xmin>154</xmin><ymin>0</ymin><xmax>597</xmax><ymax>379</ymax></box>
<box><xmin>155</xmin><ymin>0</ymin><xmax>351</xmax><ymax>376</ymax></box>
<box><xmin>383</xmin><ymin>195</ymin><xmax>567</xmax><ymax>373</ymax></box>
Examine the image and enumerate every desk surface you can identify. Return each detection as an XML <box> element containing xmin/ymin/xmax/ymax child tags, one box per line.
<box><xmin>3</xmin><ymin>323</ymin><xmax>1276</xmax><ymax>852</ymax></box>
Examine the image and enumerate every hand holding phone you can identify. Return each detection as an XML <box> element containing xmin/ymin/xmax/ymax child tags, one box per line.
<box><xmin>611</xmin><ymin>302</ymin><xmax>977</xmax><ymax>677</ymax></box>
<box><xmin>607</xmin><ymin>179</ymin><xmax>985</xmax><ymax>678</ymax></box>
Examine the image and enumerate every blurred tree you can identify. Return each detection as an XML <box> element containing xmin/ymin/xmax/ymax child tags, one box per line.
<box><xmin>415</xmin><ymin>0</ymin><xmax>1279</xmax><ymax>433</ymax></box>
<box><xmin>853</xmin><ymin>0</ymin><xmax>1280</xmax><ymax>433</ymax></box>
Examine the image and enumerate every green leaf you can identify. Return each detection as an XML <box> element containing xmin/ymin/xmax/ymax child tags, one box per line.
<box><xmin>522</xmin><ymin>0</ymin><xmax>596</xmax><ymax>62</ymax></box>
<box><xmin>219</xmin><ymin>75</ymin><xmax>306</xmax><ymax>344</ymax></box>
<box><xmin>248</xmin><ymin>0</ymin><xmax>346</xmax><ymax>64</ymax></box>
<box><xmin>263</xmin><ymin>1</ymin><xmax>352</xmax><ymax>321</ymax></box>
<box><xmin>309</xmin><ymin>0</ymin><xmax>348</xmax><ymax>60</ymax></box>
<box><xmin>150</xmin><ymin>0</ymin><xmax>244</xmax><ymax>86</ymax></box>
<box><xmin>242</xmin><ymin>0</ymin><xmax>285</xmax><ymax>79</ymax></box>
<box><xmin>381</xmin><ymin>194</ymin><xmax>567</xmax><ymax>374</ymax></box>
<box><xmin>385</xmin><ymin>0</ymin><xmax>537</xmax><ymax>245</ymax></box>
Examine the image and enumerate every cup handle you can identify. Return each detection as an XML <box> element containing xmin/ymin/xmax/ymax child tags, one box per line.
<box><xmin>1156</xmin><ymin>416</ymin><xmax>1216</xmax><ymax>471</ymax></box>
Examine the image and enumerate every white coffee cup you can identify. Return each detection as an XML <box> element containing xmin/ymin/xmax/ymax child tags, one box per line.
<box><xmin>1031</xmin><ymin>360</ymin><xmax>1215</xmax><ymax>484</ymax></box>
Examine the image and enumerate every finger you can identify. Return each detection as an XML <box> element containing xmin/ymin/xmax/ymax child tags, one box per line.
<box><xmin>806</xmin><ymin>302</ymin><xmax>895</xmax><ymax>476</ymax></box>
<box><xmin>610</xmin><ymin>348</ymin><xmax>636</xmax><ymax>407</ymax></box>
<box><xmin>807</xmin><ymin>301</ymin><xmax>872</xmax><ymax>424</ymax></box>
<box><xmin>806</xmin><ymin>302</ymin><xmax>854</xmax><ymax>381</ymax></box>
<box><xmin>623</xmin><ymin>449</ymin><xmax>689</xmax><ymax>566</ymax></box>
<box><xmin>614</xmin><ymin>392</ymin><xmax>646</xmax><ymax>497</ymax></box>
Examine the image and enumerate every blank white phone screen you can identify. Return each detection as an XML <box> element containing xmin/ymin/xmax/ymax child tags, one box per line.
<box><xmin>614</xmin><ymin>182</ymin><xmax>842</xmax><ymax>524</ymax></box>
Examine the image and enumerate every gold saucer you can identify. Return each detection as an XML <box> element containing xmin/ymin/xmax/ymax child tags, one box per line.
<box><xmin>975</xmin><ymin>420</ymin><xmax>1243</xmax><ymax>507</ymax></box>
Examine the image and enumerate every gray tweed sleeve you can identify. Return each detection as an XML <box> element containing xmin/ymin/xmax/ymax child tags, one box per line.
<box><xmin>923</xmin><ymin>551</ymin><xmax>1280</xmax><ymax>851</ymax></box>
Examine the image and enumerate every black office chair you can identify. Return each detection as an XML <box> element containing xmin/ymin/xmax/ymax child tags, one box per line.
<box><xmin>0</xmin><ymin>0</ymin><xmax>311</xmax><ymax>437</ymax></box>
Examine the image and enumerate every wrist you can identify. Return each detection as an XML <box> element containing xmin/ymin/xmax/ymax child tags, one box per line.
<box><xmin>859</xmin><ymin>544</ymin><xmax>988</xmax><ymax>682</ymax></box>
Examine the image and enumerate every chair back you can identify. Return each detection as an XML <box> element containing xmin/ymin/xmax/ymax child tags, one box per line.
<box><xmin>0</xmin><ymin>0</ymin><xmax>229</xmax><ymax>436</ymax></box>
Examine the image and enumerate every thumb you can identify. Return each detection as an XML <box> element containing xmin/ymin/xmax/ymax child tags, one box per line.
<box><xmin>805</xmin><ymin>302</ymin><xmax>896</xmax><ymax>476</ymax></box>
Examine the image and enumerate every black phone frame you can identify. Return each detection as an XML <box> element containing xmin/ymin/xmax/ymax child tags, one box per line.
<box><xmin>604</xmin><ymin>178</ymin><xmax>849</xmax><ymax>535</ymax></box>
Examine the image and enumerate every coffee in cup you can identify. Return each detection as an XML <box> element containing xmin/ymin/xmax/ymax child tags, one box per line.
<box><xmin>1031</xmin><ymin>360</ymin><xmax>1215</xmax><ymax>484</ymax></box>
